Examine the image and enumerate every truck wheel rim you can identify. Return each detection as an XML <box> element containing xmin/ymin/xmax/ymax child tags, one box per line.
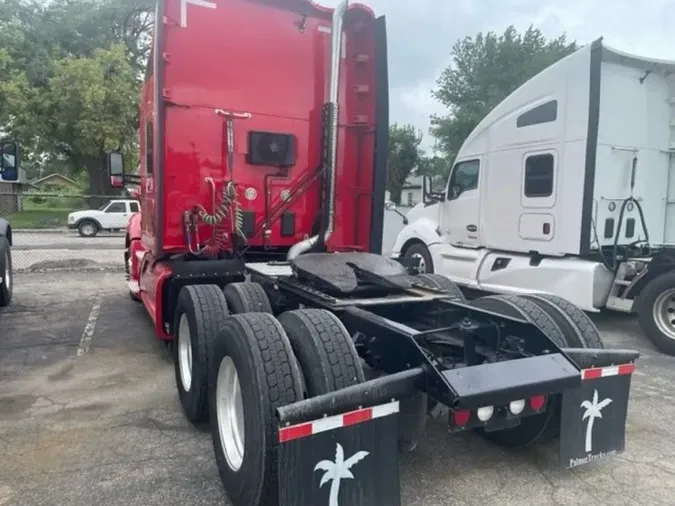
<box><xmin>653</xmin><ymin>289</ymin><xmax>675</xmax><ymax>340</ymax></box>
<box><xmin>412</xmin><ymin>253</ymin><xmax>426</xmax><ymax>273</ymax></box>
<box><xmin>4</xmin><ymin>251</ymin><xmax>10</xmax><ymax>291</ymax></box>
<box><xmin>178</xmin><ymin>314</ymin><xmax>193</xmax><ymax>391</ymax></box>
<box><xmin>216</xmin><ymin>355</ymin><xmax>245</xmax><ymax>472</ymax></box>
<box><xmin>83</xmin><ymin>224</ymin><xmax>94</xmax><ymax>235</ymax></box>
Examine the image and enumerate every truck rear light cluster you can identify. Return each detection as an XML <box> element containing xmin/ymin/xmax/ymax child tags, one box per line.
<box><xmin>448</xmin><ymin>394</ymin><xmax>548</xmax><ymax>431</ymax></box>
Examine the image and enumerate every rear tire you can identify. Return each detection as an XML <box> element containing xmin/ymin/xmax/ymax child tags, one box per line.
<box><xmin>223</xmin><ymin>282</ymin><xmax>273</xmax><ymax>314</ymax></box>
<box><xmin>414</xmin><ymin>273</ymin><xmax>465</xmax><ymax>301</ymax></box>
<box><xmin>174</xmin><ymin>284</ymin><xmax>230</xmax><ymax>424</ymax></box>
<box><xmin>401</xmin><ymin>242</ymin><xmax>434</xmax><ymax>274</ymax></box>
<box><xmin>0</xmin><ymin>237</ymin><xmax>13</xmax><ymax>307</ymax></box>
<box><xmin>469</xmin><ymin>295</ymin><xmax>568</xmax><ymax>447</ymax></box>
<box><xmin>637</xmin><ymin>271</ymin><xmax>675</xmax><ymax>356</ymax></box>
<box><xmin>278</xmin><ymin>309</ymin><xmax>365</xmax><ymax>397</ymax></box>
<box><xmin>209</xmin><ymin>313</ymin><xmax>303</xmax><ymax>506</ymax></box>
<box><xmin>521</xmin><ymin>293</ymin><xmax>604</xmax><ymax>349</ymax></box>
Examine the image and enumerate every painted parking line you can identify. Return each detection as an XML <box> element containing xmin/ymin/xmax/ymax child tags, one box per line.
<box><xmin>77</xmin><ymin>294</ymin><xmax>103</xmax><ymax>356</ymax></box>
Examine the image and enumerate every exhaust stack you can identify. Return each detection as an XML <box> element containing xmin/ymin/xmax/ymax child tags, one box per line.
<box><xmin>287</xmin><ymin>0</ymin><xmax>347</xmax><ymax>260</ymax></box>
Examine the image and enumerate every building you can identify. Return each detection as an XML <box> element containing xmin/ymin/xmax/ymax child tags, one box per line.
<box><xmin>28</xmin><ymin>173</ymin><xmax>79</xmax><ymax>192</ymax></box>
<box><xmin>385</xmin><ymin>176</ymin><xmax>423</xmax><ymax>208</ymax></box>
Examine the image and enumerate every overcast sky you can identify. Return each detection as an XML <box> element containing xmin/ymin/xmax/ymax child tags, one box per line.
<box><xmin>320</xmin><ymin>0</ymin><xmax>675</xmax><ymax>151</ymax></box>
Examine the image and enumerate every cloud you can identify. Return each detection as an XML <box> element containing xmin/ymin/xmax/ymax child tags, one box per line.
<box><xmin>319</xmin><ymin>0</ymin><xmax>675</xmax><ymax>150</ymax></box>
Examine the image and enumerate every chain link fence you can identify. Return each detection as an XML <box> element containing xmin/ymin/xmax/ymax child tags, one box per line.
<box><xmin>0</xmin><ymin>186</ymin><xmax>410</xmax><ymax>272</ymax></box>
<box><xmin>0</xmin><ymin>190</ymin><xmax>129</xmax><ymax>272</ymax></box>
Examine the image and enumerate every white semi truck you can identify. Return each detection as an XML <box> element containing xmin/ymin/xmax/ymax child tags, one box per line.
<box><xmin>389</xmin><ymin>37</ymin><xmax>675</xmax><ymax>355</ymax></box>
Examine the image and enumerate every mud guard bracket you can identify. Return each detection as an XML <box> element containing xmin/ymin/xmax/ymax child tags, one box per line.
<box><xmin>278</xmin><ymin>400</ymin><xmax>401</xmax><ymax>506</ymax></box>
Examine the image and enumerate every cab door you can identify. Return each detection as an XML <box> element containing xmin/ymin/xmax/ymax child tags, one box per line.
<box><xmin>103</xmin><ymin>201</ymin><xmax>130</xmax><ymax>228</ymax></box>
<box><xmin>440</xmin><ymin>158</ymin><xmax>482</xmax><ymax>248</ymax></box>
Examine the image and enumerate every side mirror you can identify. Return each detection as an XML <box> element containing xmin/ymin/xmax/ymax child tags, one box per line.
<box><xmin>384</xmin><ymin>199</ymin><xmax>408</xmax><ymax>225</ymax></box>
<box><xmin>107</xmin><ymin>151</ymin><xmax>125</xmax><ymax>188</ymax></box>
<box><xmin>422</xmin><ymin>175</ymin><xmax>444</xmax><ymax>205</ymax></box>
<box><xmin>0</xmin><ymin>141</ymin><xmax>19</xmax><ymax>182</ymax></box>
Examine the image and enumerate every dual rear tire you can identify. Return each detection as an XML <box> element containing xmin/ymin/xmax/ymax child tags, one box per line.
<box><xmin>468</xmin><ymin>293</ymin><xmax>603</xmax><ymax>447</ymax></box>
<box><xmin>172</xmin><ymin>282</ymin><xmax>368</xmax><ymax>505</ymax></box>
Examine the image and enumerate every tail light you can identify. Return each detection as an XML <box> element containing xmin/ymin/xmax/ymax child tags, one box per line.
<box><xmin>529</xmin><ymin>395</ymin><xmax>547</xmax><ymax>411</ymax></box>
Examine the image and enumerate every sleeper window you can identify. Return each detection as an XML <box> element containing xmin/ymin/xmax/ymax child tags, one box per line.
<box><xmin>145</xmin><ymin>118</ymin><xmax>154</xmax><ymax>175</ymax></box>
<box><xmin>448</xmin><ymin>159</ymin><xmax>480</xmax><ymax>199</ymax></box>
<box><xmin>524</xmin><ymin>154</ymin><xmax>554</xmax><ymax>198</ymax></box>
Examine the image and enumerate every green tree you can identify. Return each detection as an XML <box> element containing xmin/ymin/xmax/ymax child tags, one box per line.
<box><xmin>416</xmin><ymin>154</ymin><xmax>448</xmax><ymax>179</ymax></box>
<box><xmin>0</xmin><ymin>0</ymin><xmax>152</xmax><ymax>193</ymax></box>
<box><xmin>430</xmin><ymin>25</ymin><xmax>577</xmax><ymax>163</ymax></box>
<box><xmin>41</xmin><ymin>44</ymin><xmax>141</xmax><ymax>195</ymax></box>
<box><xmin>387</xmin><ymin>123</ymin><xmax>422</xmax><ymax>205</ymax></box>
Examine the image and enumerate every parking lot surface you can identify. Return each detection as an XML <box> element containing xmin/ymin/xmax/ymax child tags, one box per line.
<box><xmin>2</xmin><ymin>271</ymin><xmax>675</xmax><ymax>506</ymax></box>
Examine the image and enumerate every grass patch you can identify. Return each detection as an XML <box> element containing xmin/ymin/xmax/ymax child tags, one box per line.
<box><xmin>7</xmin><ymin>209</ymin><xmax>72</xmax><ymax>229</ymax></box>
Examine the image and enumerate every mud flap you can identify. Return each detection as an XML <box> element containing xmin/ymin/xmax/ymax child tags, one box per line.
<box><xmin>278</xmin><ymin>400</ymin><xmax>402</xmax><ymax>506</ymax></box>
<box><xmin>559</xmin><ymin>363</ymin><xmax>636</xmax><ymax>468</ymax></box>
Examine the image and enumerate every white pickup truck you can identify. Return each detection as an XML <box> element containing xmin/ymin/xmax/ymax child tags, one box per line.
<box><xmin>68</xmin><ymin>199</ymin><xmax>140</xmax><ymax>238</ymax></box>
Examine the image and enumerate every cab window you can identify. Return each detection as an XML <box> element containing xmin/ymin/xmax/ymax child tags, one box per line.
<box><xmin>447</xmin><ymin>159</ymin><xmax>480</xmax><ymax>199</ymax></box>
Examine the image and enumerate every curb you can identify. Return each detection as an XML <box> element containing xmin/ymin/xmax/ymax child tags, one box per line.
<box><xmin>14</xmin><ymin>229</ymin><xmax>68</xmax><ymax>234</ymax></box>
<box><xmin>13</xmin><ymin>229</ymin><xmax>126</xmax><ymax>236</ymax></box>
<box><xmin>16</xmin><ymin>265</ymin><xmax>125</xmax><ymax>274</ymax></box>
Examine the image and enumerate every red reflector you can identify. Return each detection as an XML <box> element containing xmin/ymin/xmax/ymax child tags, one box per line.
<box><xmin>278</xmin><ymin>422</ymin><xmax>312</xmax><ymax>443</ymax></box>
<box><xmin>529</xmin><ymin>395</ymin><xmax>546</xmax><ymax>412</ymax></box>
<box><xmin>343</xmin><ymin>408</ymin><xmax>372</xmax><ymax>427</ymax></box>
<box><xmin>452</xmin><ymin>409</ymin><xmax>471</xmax><ymax>426</ymax></box>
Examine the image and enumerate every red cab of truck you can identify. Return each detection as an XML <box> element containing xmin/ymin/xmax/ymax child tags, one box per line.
<box><xmin>110</xmin><ymin>0</ymin><xmax>389</xmax><ymax>339</ymax></box>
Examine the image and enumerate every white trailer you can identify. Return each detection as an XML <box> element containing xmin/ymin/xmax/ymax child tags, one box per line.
<box><xmin>389</xmin><ymin>37</ymin><xmax>675</xmax><ymax>354</ymax></box>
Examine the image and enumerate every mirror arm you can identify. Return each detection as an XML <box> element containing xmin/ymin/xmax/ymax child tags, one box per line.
<box><xmin>124</xmin><ymin>174</ymin><xmax>141</xmax><ymax>184</ymax></box>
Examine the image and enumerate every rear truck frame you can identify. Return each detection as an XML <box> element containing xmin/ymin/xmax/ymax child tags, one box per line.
<box><xmin>166</xmin><ymin>250</ymin><xmax>639</xmax><ymax>506</ymax></box>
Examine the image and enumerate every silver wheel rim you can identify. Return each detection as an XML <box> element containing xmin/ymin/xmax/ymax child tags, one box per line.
<box><xmin>4</xmin><ymin>251</ymin><xmax>10</xmax><ymax>291</ymax></box>
<box><xmin>653</xmin><ymin>289</ymin><xmax>675</xmax><ymax>340</ymax></box>
<box><xmin>217</xmin><ymin>356</ymin><xmax>245</xmax><ymax>471</ymax></box>
<box><xmin>412</xmin><ymin>253</ymin><xmax>427</xmax><ymax>273</ymax></box>
<box><xmin>178</xmin><ymin>314</ymin><xmax>193</xmax><ymax>391</ymax></box>
<box><xmin>82</xmin><ymin>224</ymin><xmax>94</xmax><ymax>235</ymax></box>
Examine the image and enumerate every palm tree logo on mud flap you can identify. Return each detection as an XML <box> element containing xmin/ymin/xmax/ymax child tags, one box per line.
<box><xmin>314</xmin><ymin>443</ymin><xmax>370</xmax><ymax>506</ymax></box>
<box><xmin>581</xmin><ymin>389</ymin><xmax>612</xmax><ymax>453</ymax></box>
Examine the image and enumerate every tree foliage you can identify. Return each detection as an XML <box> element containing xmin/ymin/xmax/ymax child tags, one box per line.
<box><xmin>430</xmin><ymin>25</ymin><xmax>577</xmax><ymax>166</ymax></box>
<box><xmin>386</xmin><ymin>123</ymin><xmax>423</xmax><ymax>205</ymax></box>
<box><xmin>0</xmin><ymin>0</ymin><xmax>152</xmax><ymax>191</ymax></box>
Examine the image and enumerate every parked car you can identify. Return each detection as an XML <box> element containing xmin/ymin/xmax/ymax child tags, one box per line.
<box><xmin>68</xmin><ymin>199</ymin><xmax>140</xmax><ymax>237</ymax></box>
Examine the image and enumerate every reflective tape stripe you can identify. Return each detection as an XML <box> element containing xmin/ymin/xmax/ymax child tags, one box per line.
<box><xmin>278</xmin><ymin>400</ymin><xmax>400</xmax><ymax>443</ymax></box>
<box><xmin>581</xmin><ymin>363</ymin><xmax>636</xmax><ymax>380</ymax></box>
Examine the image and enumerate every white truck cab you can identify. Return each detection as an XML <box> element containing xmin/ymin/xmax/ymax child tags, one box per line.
<box><xmin>390</xmin><ymin>37</ymin><xmax>675</xmax><ymax>355</ymax></box>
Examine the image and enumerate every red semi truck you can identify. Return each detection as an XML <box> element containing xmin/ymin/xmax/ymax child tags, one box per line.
<box><xmin>107</xmin><ymin>1</ymin><xmax>640</xmax><ymax>505</ymax></box>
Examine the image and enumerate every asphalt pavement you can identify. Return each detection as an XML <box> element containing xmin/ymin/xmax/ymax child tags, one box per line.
<box><xmin>1</xmin><ymin>271</ymin><xmax>675</xmax><ymax>506</ymax></box>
